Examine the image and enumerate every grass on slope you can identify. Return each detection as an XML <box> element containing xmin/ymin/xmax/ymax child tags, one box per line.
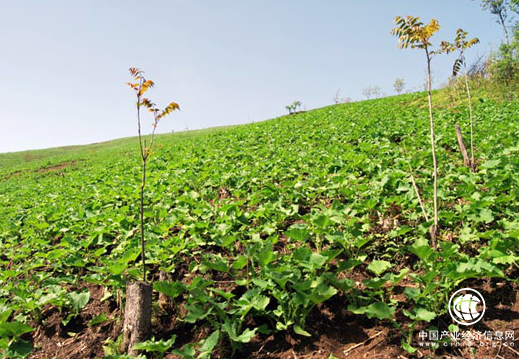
<box><xmin>1</xmin><ymin>91</ymin><xmax>519</xmax><ymax>359</ymax></box>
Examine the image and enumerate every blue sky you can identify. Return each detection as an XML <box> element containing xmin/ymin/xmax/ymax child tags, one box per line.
<box><xmin>0</xmin><ymin>0</ymin><xmax>505</xmax><ymax>153</ymax></box>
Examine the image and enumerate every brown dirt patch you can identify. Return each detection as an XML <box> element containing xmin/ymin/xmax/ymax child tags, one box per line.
<box><xmin>37</xmin><ymin>160</ymin><xmax>78</xmax><ymax>173</ymax></box>
<box><xmin>29</xmin><ymin>284</ymin><xmax>120</xmax><ymax>359</ymax></box>
<box><xmin>25</xmin><ymin>270</ymin><xmax>519</xmax><ymax>359</ymax></box>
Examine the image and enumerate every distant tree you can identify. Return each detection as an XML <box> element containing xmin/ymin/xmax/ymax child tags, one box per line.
<box><xmin>394</xmin><ymin>78</ymin><xmax>405</xmax><ymax>94</ymax></box>
<box><xmin>475</xmin><ymin>0</ymin><xmax>512</xmax><ymax>45</ymax></box>
<box><xmin>285</xmin><ymin>101</ymin><xmax>302</xmax><ymax>114</ymax></box>
<box><xmin>392</xmin><ymin>15</ymin><xmax>443</xmax><ymax>246</ymax></box>
<box><xmin>362</xmin><ymin>87</ymin><xmax>371</xmax><ymax>99</ymax></box>
<box><xmin>441</xmin><ymin>29</ymin><xmax>480</xmax><ymax>170</ymax></box>
<box><xmin>333</xmin><ymin>89</ymin><xmax>352</xmax><ymax>104</ymax></box>
<box><xmin>362</xmin><ymin>85</ymin><xmax>381</xmax><ymax>100</ymax></box>
<box><xmin>372</xmin><ymin>86</ymin><xmax>381</xmax><ymax>98</ymax></box>
<box><xmin>333</xmin><ymin>88</ymin><xmax>342</xmax><ymax>104</ymax></box>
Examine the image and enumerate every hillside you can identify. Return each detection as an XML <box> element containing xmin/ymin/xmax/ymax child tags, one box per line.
<box><xmin>1</xmin><ymin>91</ymin><xmax>519</xmax><ymax>359</ymax></box>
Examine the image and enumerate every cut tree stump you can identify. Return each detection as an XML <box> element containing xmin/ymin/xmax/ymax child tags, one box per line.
<box><xmin>121</xmin><ymin>281</ymin><xmax>152</xmax><ymax>355</ymax></box>
<box><xmin>455</xmin><ymin>125</ymin><xmax>471</xmax><ymax>169</ymax></box>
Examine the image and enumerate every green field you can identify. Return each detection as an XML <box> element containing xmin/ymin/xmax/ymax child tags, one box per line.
<box><xmin>1</xmin><ymin>91</ymin><xmax>519</xmax><ymax>358</ymax></box>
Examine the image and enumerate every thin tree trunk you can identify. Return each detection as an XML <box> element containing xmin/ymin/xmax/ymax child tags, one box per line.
<box><xmin>455</xmin><ymin>125</ymin><xmax>471</xmax><ymax>168</ymax></box>
<box><xmin>140</xmin><ymin>159</ymin><xmax>147</xmax><ymax>283</ymax></box>
<box><xmin>136</xmin><ymin>76</ymin><xmax>147</xmax><ymax>283</ymax></box>
<box><xmin>463</xmin><ymin>60</ymin><xmax>475</xmax><ymax>171</ymax></box>
<box><xmin>425</xmin><ymin>49</ymin><xmax>438</xmax><ymax>246</ymax></box>
<box><xmin>498</xmin><ymin>12</ymin><xmax>510</xmax><ymax>46</ymax></box>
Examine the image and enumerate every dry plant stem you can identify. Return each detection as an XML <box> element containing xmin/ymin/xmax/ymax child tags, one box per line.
<box><xmin>505</xmin><ymin>344</ymin><xmax>519</xmax><ymax>356</ymax></box>
<box><xmin>463</xmin><ymin>60</ymin><xmax>475</xmax><ymax>170</ymax></box>
<box><xmin>455</xmin><ymin>125</ymin><xmax>471</xmax><ymax>168</ymax></box>
<box><xmin>343</xmin><ymin>331</ymin><xmax>383</xmax><ymax>356</ymax></box>
<box><xmin>410</xmin><ymin>172</ymin><xmax>429</xmax><ymax>222</ymax></box>
<box><xmin>403</xmin><ymin>145</ymin><xmax>429</xmax><ymax>222</ymax></box>
<box><xmin>425</xmin><ymin>47</ymin><xmax>438</xmax><ymax>246</ymax></box>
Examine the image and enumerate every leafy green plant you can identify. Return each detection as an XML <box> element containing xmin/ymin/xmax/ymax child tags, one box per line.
<box><xmin>133</xmin><ymin>335</ymin><xmax>177</xmax><ymax>358</ymax></box>
<box><xmin>0</xmin><ymin>320</ymin><xmax>33</xmax><ymax>359</ymax></box>
<box><xmin>63</xmin><ymin>290</ymin><xmax>90</xmax><ymax>325</ymax></box>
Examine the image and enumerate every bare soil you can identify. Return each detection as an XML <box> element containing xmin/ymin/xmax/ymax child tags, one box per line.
<box><xmin>27</xmin><ymin>278</ymin><xmax>519</xmax><ymax>359</ymax></box>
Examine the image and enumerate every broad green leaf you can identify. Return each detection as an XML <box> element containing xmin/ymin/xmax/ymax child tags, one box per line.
<box><xmin>69</xmin><ymin>291</ymin><xmax>90</xmax><ymax>313</ymax></box>
<box><xmin>401</xmin><ymin>340</ymin><xmax>417</xmax><ymax>353</ymax></box>
<box><xmin>403</xmin><ymin>307</ymin><xmax>436</xmax><ymax>322</ymax></box>
<box><xmin>293</xmin><ymin>324</ymin><xmax>311</xmax><ymax>337</ymax></box>
<box><xmin>308</xmin><ymin>283</ymin><xmax>337</xmax><ymax>304</ymax></box>
<box><xmin>479</xmin><ymin>208</ymin><xmax>494</xmax><ymax>223</ymax></box>
<box><xmin>6</xmin><ymin>340</ymin><xmax>33</xmax><ymax>358</ymax></box>
<box><xmin>198</xmin><ymin>331</ymin><xmax>219</xmax><ymax>358</ymax></box>
<box><xmin>313</xmin><ymin>215</ymin><xmax>332</xmax><ymax>228</ymax></box>
<box><xmin>480</xmin><ymin>159</ymin><xmax>500</xmax><ymax>169</ymax></box>
<box><xmin>257</xmin><ymin>248</ymin><xmax>276</xmax><ymax>266</ymax></box>
<box><xmin>107</xmin><ymin>262</ymin><xmax>127</xmax><ymax>275</ymax></box>
<box><xmin>185</xmin><ymin>304</ymin><xmax>209</xmax><ymax>323</ymax></box>
<box><xmin>0</xmin><ymin>322</ymin><xmax>34</xmax><ymax>337</ymax></box>
<box><xmin>284</xmin><ymin>225</ymin><xmax>310</xmax><ymax>241</ymax></box>
<box><xmin>349</xmin><ymin>302</ymin><xmax>395</xmax><ymax>320</ymax></box>
<box><xmin>367</xmin><ymin>260</ymin><xmax>392</xmax><ymax>276</ymax></box>
<box><xmin>234</xmin><ymin>328</ymin><xmax>257</xmax><ymax>343</ymax></box>
<box><xmin>88</xmin><ymin>313</ymin><xmax>108</xmax><ymax>326</ymax></box>
<box><xmin>309</xmin><ymin>253</ymin><xmax>327</xmax><ymax>267</ymax></box>
<box><xmin>133</xmin><ymin>335</ymin><xmax>177</xmax><ymax>353</ymax></box>
<box><xmin>153</xmin><ymin>281</ymin><xmax>185</xmax><ymax>299</ymax></box>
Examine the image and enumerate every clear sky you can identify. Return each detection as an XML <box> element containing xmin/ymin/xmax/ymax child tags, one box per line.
<box><xmin>0</xmin><ymin>0</ymin><xmax>505</xmax><ymax>153</ymax></box>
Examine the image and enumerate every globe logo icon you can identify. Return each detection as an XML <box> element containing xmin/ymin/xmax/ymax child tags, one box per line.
<box><xmin>448</xmin><ymin>288</ymin><xmax>486</xmax><ymax>325</ymax></box>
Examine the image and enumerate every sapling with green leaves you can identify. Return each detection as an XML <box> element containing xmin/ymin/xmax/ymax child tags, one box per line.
<box><xmin>391</xmin><ymin>16</ymin><xmax>443</xmax><ymax>246</ymax></box>
<box><xmin>475</xmin><ymin>0</ymin><xmax>512</xmax><ymax>45</ymax></box>
<box><xmin>441</xmin><ymin>29</ymin><xmax>480</xmax><ymax>170</ymax></box>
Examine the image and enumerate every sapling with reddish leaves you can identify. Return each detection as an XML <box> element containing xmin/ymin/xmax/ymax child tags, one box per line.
<box><xmin>127</xmin><ymin>67</ymin><xmax>180</xmax><ymax>283</ymax></box>
<box><xmin>122</xmin><ymin>67</ymin><xmax>179</xmax><ymax>355</ymax></box>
